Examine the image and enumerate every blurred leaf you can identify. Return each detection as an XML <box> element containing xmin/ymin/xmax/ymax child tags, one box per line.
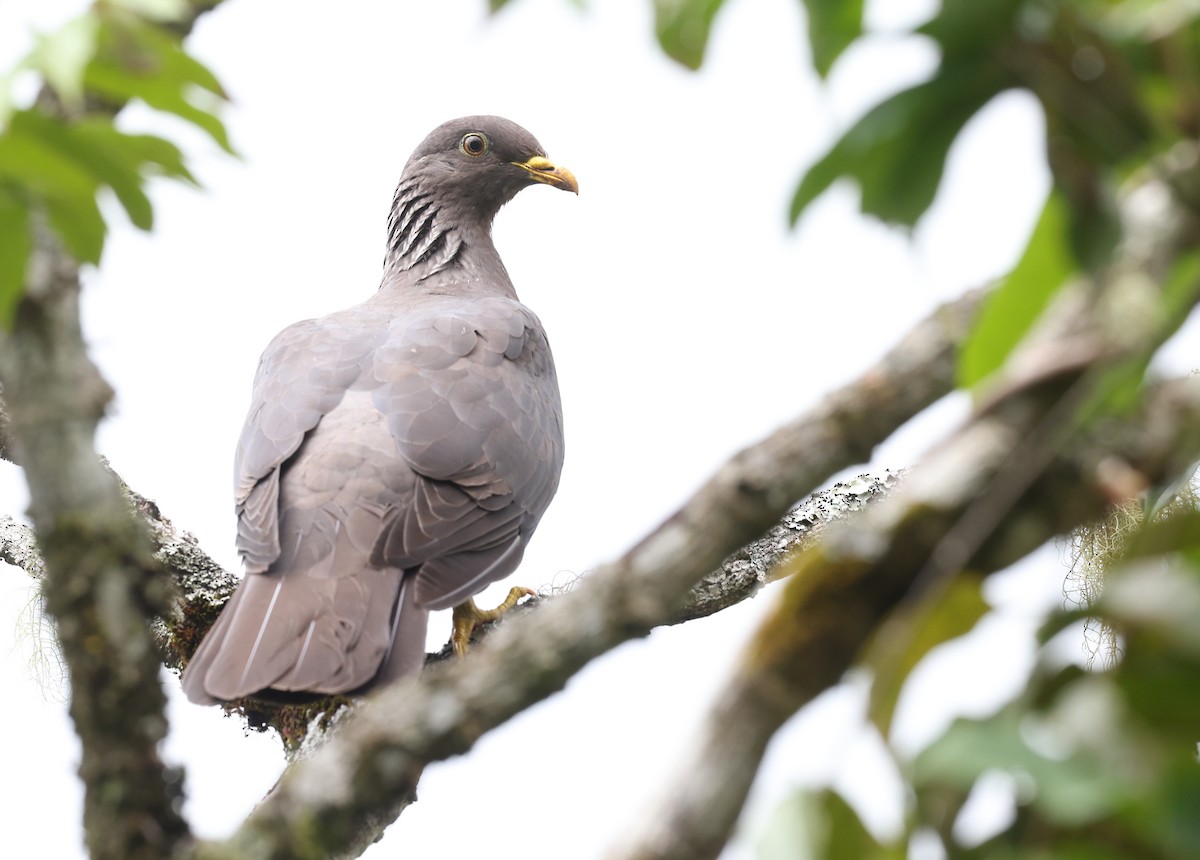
<box><xmin>15</xmin><ymin>110</ymin><xmax>153</xmax><ymax>228</ymax></box>
<box><xmin>865</xmin><ymin>573</ymin><xmax>989</xmax><ymax>737</ymax></box>
<box><xmin>1104</xmin><ymin>562</ymin><xmax>1200</xmax><ymax>660</ymax></box>
<box><xmin>1075</xmin><ymin>249</ymin><xmax>1200</xmax><ymax>422</ymax></box>
<box><xmin>787</xmin><ymin>0</ymin><xmax>1022</xmax><ymax>224</ymax></box>
<box><xmin>821</xmin><ymin>791</ymin><xmax>894</xmax><ymax>859</ymax></box>
<box><xmin>108</xmin><ymin>0</ymin><xmax>191</xmax><ymax>21</ymax></box>
<box><xmin>1124</xmin><ymin>755</ymin><xmax>1200</xmax><ymax>858</ymax></box>
<box><xmin>789</xmin><ymin>68</ymin><xmax>1005</xmax><ymax>227</ymax></box>
<box><xmin>27</xmin><ymin>14</ymin><xmax>99</xmax><ymax>111</ymax></box>
<box><xmin>919</xmin><ymin>0</ymin><xmax>1023</xmax><ymax>59</ymax></box>
<box><xmin>958</xmin><ymin>191</ymin><xmax>1076</xmax><ymax>389</ymax></box>
<box><xmin>916</xmin><ymin>701</ymin><xmax>1133</xmax><ymax>825</ymax></box>
<box><xmin>68</xmin><ymin>123</ymin><xmax>197</xmax><ymax>226</ymax></box>
<box><xmin>1103</xmin><ymin>1</ymin><xmax>1200</xmax><ymax>40</ymax></box>
<box><xmin>800</xmin><ymin>0</ymin><xmax>863</xmax><ymax>78</ymax></box>
<box><xmin>1143</xmin><ymin>468</ymin><xmax>1194</xmax><ymax>517</ymax></box>
<box><xmin>757</xmin><ymin>788</ymin><xmax>899</xmax><ymax>860</ymax></box>
<box><xmin>758</xmin><ymin>789</ymin><xmax>820</xmax><ymax>860</ymax></box>
<box><xmin>109</xmin><ymin>11</ymin><xmax>225</xmax><ymax>97</ymax></box>
<box><xmin>1157</xmin><ymin>247</ymin><xmax>1200</xmax><ymax>328</ymax></box>
<box><xmin>1118</xmin><ymin>651</ymin><xmax>1200</xmax><ymax>734</ymax></box>
<box><xmin>85</xmin><ymin>8</ymin><xmax>232</xmax><ymax>151</ymax></box>
<box><xmin>42</xmin><ymin>187</ymin><xmax>107</xmax><ymax>264</ymax></box>
<box><xmin>0</xmin><ymin>5</ymin><xmax>226</xmax><ymax>271</ymax></box>
<box><xmin>1125</xmin><ymin>502</ymin><xmax>1200</xmax><ymax>559</ymax></box>
<box><xmin>1034</xmin><ymin>13</ymin><xmax>1156</xmax><ymax>168</ymax></box>
<box><xmin>0</xmin><ymin>191</ymin><xmax>31</xmax><ymax>326</ymax></box>
<box><xmin>109</xmin><ymin>130</ymin><xmax>196</xmax><ymax>182</ymax></box>
<box><xmin>1</xmin><ymin>108</ymin><xmax>194</xmax><ymax>239</ymax></box>
<box><xmin>0</xmin><ymin>111</ymin><xmax>101</xmax><ymax>201</ymax></box>
<box><xmin>0</xmin><ymin>66</ymin><xmax>20</xmax><ymax>129</ymax></box>
<box><xmin>86</xmin><ymin>67</ymin><xmax>231</xmax><ymax>153</ymax></box>
<box><xmin>653</xmin><ymin>0</ymin><xmax>726</xmax><ymax>69</ymax></box>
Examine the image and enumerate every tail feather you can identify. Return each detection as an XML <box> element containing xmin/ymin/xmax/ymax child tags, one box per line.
<box><xmin>180</xmin><ymin>562</ymin><xmax>406</xmax><ymax>703</ymax></box>
<box><xmin>372</xmin><ymin>577</ymin><xmax>430</xmax><ymax>687</ymax></box>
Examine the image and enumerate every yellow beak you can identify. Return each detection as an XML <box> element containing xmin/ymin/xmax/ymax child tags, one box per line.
<box><xmin>514</xmin><ymin>155</ymin><xmax>579</xmax><ymax>194</ymax></box>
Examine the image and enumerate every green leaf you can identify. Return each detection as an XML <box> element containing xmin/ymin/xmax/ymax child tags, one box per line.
<box><xmin>68</xmin><ymin>123</ymin><xmax>197</xmax><ymax>226</ymax></box>
<box><xmin>4</xmin><ymin>109</ymin><xmax>193</xmax><ymax>234</ymax></box>
<box><xmin>958</xmin><ymin>191</ymin><xmax>1076</xmax><ymax>389</ymax></box>
<box><xmin>0</xmin><ymin>112</ymin><xmax>101</xmax><ymax>200</ymax></box>
<box><xmin>84</xmin><ymin>9</ymin><xmax>232</xmax><ymax>152</ymax></box>
<box><xmin>15</xmin><ymin>111</ymin><xmax>153</xmax><ymax>229</ymax></box>
<box><xmin>821</xmin><ymin>791</ymin><xmax>892</xmax><ymax>859</ymax></box>
<box><xmin>916</xmin><ymin>692</ymin><xmax>1135</xmax><ymax>826</ymax></box>
<box><xmin>1073</xmin><ymin>248</ymin><xmax>1200</xmax><ymax>423</ymax></box>
<box><xmin>757</xmin><ymin>788</ymin><xmax>900</xmax><ymax>860</ymax></box>
<box><xmin>0</xmin><ymin>65</ymin><xmax>20</xmax><ymax>129</ymax></box>
<box><xmin>86</xmin><ymin>64</ymin><xmax>232</xmax><ymax>153</ymax></box>
<box><xmin>27</xmin><ymin>13</ymin><xmax>99</xmax><ymax>111</ymax></box>
<box><xmin>0</xmin><ymin>190</ymin><xmax>31</xmax><ymax>326</ymax></box>
<box><xmin>800</xmin><ymin>0</ymin><xmax>863</xmax><ymax>78</ymax></box>
<box><xmin>790</xmin><ymin>67</ymin><xmax>1004</xmax><ymax>227</ymax></box>
<box><xmin>1125</xmin><ymin>755</ymin><xmax>1200</xmax><ymax>858</ymax></box>
<box><xmin>107</xmin><ymin>0</ymin><xmax>191</xmax><ymax>22</ymax></box>
<box><xmin>918</xmin><ymin>0</ymin><xmax>1023</xmax><ymax>60</ymax></box>
<box><xmin>99</xmin><ymin>9</ymin><xmax>225</xmax><ymax>97</ymax></box>
<box><xmin>1103</xmin><ymin>562</ymin><xmax>1200</xmax><ymax>661</ymax></box>
<box><xmin>1127</xmin><ymin>500</ymin><xmax>1200</xmax><ymax>557</ymax></box>
<box><xmin>0</xmin><ymin>114</ymin><xmax>106</xmax><ymax>265</ymax></box>
<box><xmin>653</xmin><ymin>0</ymin><xmax>727</xmax><ymax>70</ymax></box>
<box><xmin>111</xmin><ymin>131</ymin><xmax>195</xmax><ymax>180</ymax></box>
<box><xmin>42</xmin><ymin>188</ymin><xmax>107</xmax><ymax>265</ymax></box>
<box><xmin>1118</xmin><ymin>651</ymin><xmax>1200</xmax><ymax>735</ymax></box>
<box><xmin>865</xmin><ymin>574</ymin><xmax>989</xmax><ymax>737</ymax></box>
<box><xmin>757</xmin><ymin>789</ymin><xmax>820</xmax><ymax>860</ymax></box>
<box><xmin>1156</xmin><ymin>247</ymin><xmax>1200</xmax><ymax>334</ymax></box>
<box><xmin>0</xmin><ymin>6</ymin><xmax>225</xmax><ymax>274</ymax></box>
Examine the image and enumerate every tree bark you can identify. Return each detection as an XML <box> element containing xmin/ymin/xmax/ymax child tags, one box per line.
<box><xmin>606</xmin><ymin>152</ymin><xmax>1200</xmax><ymax>860</ymax></box>
<box><xmin>0</xmin><ymin>4</ymin><xmax>227</xmax><ymax>859</ymax></box>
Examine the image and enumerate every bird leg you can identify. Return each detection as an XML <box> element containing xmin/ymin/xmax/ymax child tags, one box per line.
<box><xmin>451</xmin><ymin>586</ymin><xmax>536</xmax><ymax>657</ymax></box>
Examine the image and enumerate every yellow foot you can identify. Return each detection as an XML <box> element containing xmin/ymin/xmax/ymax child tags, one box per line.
<box><xmin>451</xmin><ymin>586</ymin><xmax>536</xmax><ymax>658</ymax></box>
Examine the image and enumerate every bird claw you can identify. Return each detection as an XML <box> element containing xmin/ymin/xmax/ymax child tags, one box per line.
<box><xmin>450</xmin><ymin>586</ymin><xmax>536</xmax><ymax>658</ymax></box>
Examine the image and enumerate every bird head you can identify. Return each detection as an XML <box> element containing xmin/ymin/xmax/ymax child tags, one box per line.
<box><xmin>402</xmin><ymin>116</ymin><xmax>578</xmax><ymax>221</ymax></box>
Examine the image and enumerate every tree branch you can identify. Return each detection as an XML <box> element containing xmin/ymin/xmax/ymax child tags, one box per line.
<box><xmin>673</xmin><ymin>470</ymin><xmax>904</xmax><ymax>624</ymax></box>
<box><xmin>0</xmin><ymin>514</ymin><xmax>43</xmax><ymax>579</ymax></box>
<box><xmin>0</xmin><ymin>215</ymin><xmax>190</xmax><ymax>860</ymax></box>
<box><xmin>610</xmin><ymin>367</ymin><xmax>1200</xmax><ymax>860</ymax></box>
<box><xmin>606</xmin><ymin>156</ymin><xmax>1200</xmax><ymax>860</ymax></box>
<box><xmin>0</xmin><ymin>5</ymin><xmax>227</xmax><ymax>859</ymax></box>
<box><xmin>185</xmin><ymin>288</ymin><xmax>982</xmax><ymax>859</ymax></box>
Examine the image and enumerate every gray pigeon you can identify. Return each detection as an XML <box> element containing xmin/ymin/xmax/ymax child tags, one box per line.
<box><xmin>182</xmin><ymin>116</ymin><xmax>575</xmax><ymax>704</ymax></box>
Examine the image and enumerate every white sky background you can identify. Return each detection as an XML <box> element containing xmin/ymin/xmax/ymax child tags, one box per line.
<box><xmin>8</xmin><ymin>0</ymin><xmax>1191</xmax><ymax>857</ymax></box>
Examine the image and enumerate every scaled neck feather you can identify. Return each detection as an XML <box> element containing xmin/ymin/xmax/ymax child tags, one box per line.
<box><xmin>379</xmin><ymin>176</ymin><xmax>516</xmax><ymax>298</ymax></box>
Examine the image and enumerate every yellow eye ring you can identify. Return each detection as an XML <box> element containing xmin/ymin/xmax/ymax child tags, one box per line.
<box><xmin>460</xmin><ymin>133</ymin><xmax>488</xmax><ymax>157</ymax></box>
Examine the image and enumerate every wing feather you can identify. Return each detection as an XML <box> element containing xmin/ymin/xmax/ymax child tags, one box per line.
<box><xmin>185</xmin><ymin>291</ymin><xmax>563</xmax><ymax>703</ymax></box>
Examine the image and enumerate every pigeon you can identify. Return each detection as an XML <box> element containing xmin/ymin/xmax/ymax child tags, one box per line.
<box><xmin>182</xmin><ymin>116</ymin><xmax>575</xmax><ymax>703</ymax></box>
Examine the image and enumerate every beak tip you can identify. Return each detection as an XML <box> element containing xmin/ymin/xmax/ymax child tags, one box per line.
<box><xmin>518</xmin><ymin>156</ymin><xmax>579</xmax><ymax>196</ymax></box>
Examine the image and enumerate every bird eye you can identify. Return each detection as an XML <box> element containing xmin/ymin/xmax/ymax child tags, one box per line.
<box><xmin>460</xmin><ymin>133</ymin><xmax>488</xmax><ymax>157</ymax></box>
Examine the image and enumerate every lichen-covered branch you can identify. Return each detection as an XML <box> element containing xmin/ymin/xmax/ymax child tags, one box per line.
<box><xmin>0</xmin><ymin>218</ymin><xmax>190</xmax><ymax>860</ymax></box>
<box><xmin>610</xmin><ymin>373</ymin><xmax>1200</xmax><ymax>860</ymax></box>
<box><xmin>3</xmin><ymin>451</ymin><xmax>907</xmax><ymax>749</ymax></box>
<box><xmin>674</xmin><ymin>470</ymin><xmax>904</xmax><ymax>624</ymax></box>
<box><xmin>0</xmin><ymin>5</ymin><xmax>227</xmax><ymax>859</ymax></box>
<box><xmin>606</xmin><ymin>158</ymin><xmax>1200</xmax><ymax>860</ymax></box>
<box><xmin>187</xmin><ymin>289</ymin><xmax>980</xmax><ymax>860</ymax></box>
<box><xmin>0</xmin><ymin>514</ymin><xmax>43</xmax><ymax>579</ymax></box>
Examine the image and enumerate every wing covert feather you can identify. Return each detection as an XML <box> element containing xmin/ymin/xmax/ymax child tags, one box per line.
<box><xmin>195</xmin><ymin>292</ymin><xmax>563</xmax><ymax>701</ymax></box>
